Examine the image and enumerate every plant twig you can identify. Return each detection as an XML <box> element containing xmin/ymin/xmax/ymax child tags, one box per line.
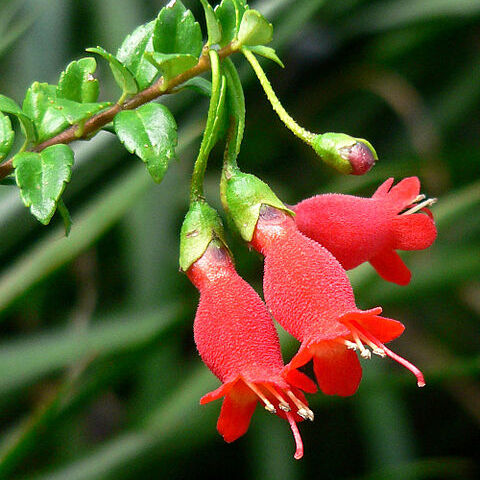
<box><xmin>0</xmin><ymin>42</ymin><xmax>238</xmax><ymax>181</ymax></box>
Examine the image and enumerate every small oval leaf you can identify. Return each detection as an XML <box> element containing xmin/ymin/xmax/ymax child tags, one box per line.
<box><xmin>199</xmin><ymin>0</ymin><xmax>222</xmax><ymax>46</ymax></box>
<box><xmin>57</xmin><ymin>57</ymin><xmax>99</xmax><ymax>103</ymax></box>
<box><xmin>153</xmin><ymin>1</ymin><xmax>203</xmax><ymax>59</ymax></box>
<box><xmin>214</xmin><ymin>0</ymin><xmax>247</xmax><ymax>46</ymax></box>
<box><xmin>114</xmin><ymin>103</ymin><xmax>177</xmax><ymax>183</ymax></box>
<box><xmin>13</xmin><ymin>144</ymin><xmax>74</xmax><ymax>225</ymax></box>
<box><xmin>237</xmin><ymin>9</ymin><xmax>273</xmax><ymax>47</ymax></box>
<box><xmin>23</xmin><ymin>82</ymin><xmax>111</xmax><ymax>143</ymax></box>
<box><xmin>86</xmin><ymin>46</ymin><xmax>138</xmax><ymax>95</ymax></box>
<box><xmin>116</xmin><ymin>20</ymin><xmax>158</xmax><ymax>90</ymax></box>
<box><xmin>0</xmin><ymin>112</ymin><xmax>14</xmax><ymax>162</ymax></box>
<box><xmin>144</xmin><ymin>52</ymin><xmax>198</xmax><ymax>83</ymax></box>
<box><xmin>0</xmin><ymin>94</ymin><xmax>36</xmax><ymax>144</ymax></box>
<box><xmin>244</xmin><ymin>45</ymin><xmax>284</xmax><ymax>67</ymax></box>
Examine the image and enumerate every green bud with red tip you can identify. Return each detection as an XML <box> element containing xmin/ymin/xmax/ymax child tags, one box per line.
<box><xmin>221</xmin><ymin>167</ymin><xmax>293</xmax><ymax>242</ymax></box>
<box><xmin>179</xmin><ymin>200</ymin><xmax>229</xmax><ymax>272</ymax></box>
<box><xmin>311</xmin><ymin>133</ymin><xmax>378</xmax><ymax>175</ymax></box>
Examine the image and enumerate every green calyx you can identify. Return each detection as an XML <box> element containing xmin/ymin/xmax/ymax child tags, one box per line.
<box><xmin>311</xmin><ymin>132</ymin><xmax>378</xmax><ymax>175</ymax></box>
<box><xmin>221</xmin><ymin>168</ymin><xmax>292</xmax><ymax>241</ymax></box>
<box><xmin>179</xmin><ymin>201</ymin><xmax>228</xmax><ymax>272</ymax></box>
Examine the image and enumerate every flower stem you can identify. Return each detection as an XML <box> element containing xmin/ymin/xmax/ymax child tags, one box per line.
<box><xmin>190</xmin><ymin>50</ymin><xmax>223</xmax><ymax>202</ymax></box>
<box><xmin>241</xmin><ymin>47</ymin><xmax>316</xmax><ymax>146</ymax></box>
<box><xmin>221</xmin><ymin>59</ymin><xmax>245</xmax><ymax>176</ymax></box>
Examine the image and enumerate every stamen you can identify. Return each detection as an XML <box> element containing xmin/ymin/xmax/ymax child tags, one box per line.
<box><xmin>343</xmin><ymin>339</ymin><xmax>358</xmax><ymax>351</ymax></box>
<box><xmin>286</xmin><ymin>411</ymin><xmax>304</xmax><ymax>460</ymax></box>
<box><xmin>264</xmin><ymin>384</ymin><xmax>291</xmax><ymax>412</ymax></box>
<box><xmin>401</xmin><ymin>197</ymin><xmax>437</xmax><ymax>215</ymax></box>
<box><xmin>413</xmin><ymin>194</ymin><xmax>426</xmax><ymax>203</ymax></box>
<box><xmin>350</xmin><ymin>322</ymin><xmax>426</xmax><ymax>387</ymax></box>
<box><xmin>245</xmin><ymin>381</ymin><xmax>276</xmax><ymax>414</ymax></box>
<box><xmin>286</xmin><ymin>390</ymin><xmax>314</xmax><ymax>421</ymax></box>
<box><xmin>352</xmin><ymin>330</ymin><xmax>371</xmax><ymax>359</ymax></box>
<box><xmin>363</xmin><ymin>338</ymin><xmax>387</xmax><ymax>357</ymax></box>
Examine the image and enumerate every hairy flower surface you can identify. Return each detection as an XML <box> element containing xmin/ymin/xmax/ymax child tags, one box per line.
<box><xmin>187</xmin><ymin>242</ymin><xmax>316</xmax><ymax>459</ymax></box>
<box><xmin>250</xmin><ymin>206</ymin><xmax>425</xmax><ymax>396</ymax></box>
<box><xmin>293</xmin><ymin>177</ymin><xmax>437</xmax><ymax>285</ymax></box>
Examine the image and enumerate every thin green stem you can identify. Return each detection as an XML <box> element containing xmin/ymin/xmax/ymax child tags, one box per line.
<box><xmin>242</xmin><ymin>47</ymin><xmax>316</xmax><ymax>145</ymax></box>
<box><xmin>222</xmin><ymin>59</ymin><xmax>245</xmax><ymax>176</ymax></box>
<box><xmin>190</xmin><ymin>49</ymin><xmax>222</xmax><ymax>202</ymax></box>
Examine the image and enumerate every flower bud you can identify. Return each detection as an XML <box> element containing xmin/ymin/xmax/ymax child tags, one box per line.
<box><xmin>311</xmin><ymin>133</ymin><xmax>377</xmax><ymax>175</ymax></box>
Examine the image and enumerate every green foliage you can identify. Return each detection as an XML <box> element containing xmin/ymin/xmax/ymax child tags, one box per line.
<box><xmin>13</xmin><ymin>144</ymin><xmax>74</xmax><ymax>224</ymax></box>
<box><xmin>215</xmin><ymin>0</ymin><xmax>247</xmax><ymax>46</ymax></box>
<box><xmin>0</xmin><ymin>111</ymin><xmax>14</xmax><ymax>162</ymax></box>
<box><xmin>0</xmin><ymin>93</ymin><xmax>36</xmax><ymax>144</ymax></box>
<box><xmin>244</xmin><ymin>45</ymin><xmax>284</xmax><ymax>67</ymax></box>
<box><xmin>178</xmin><ymin>77</ymin><xmax>212</xmax><ymax>96</ymax></box>
<box><xmin>200</xmin><ymin>0</ymin><xmax>222</xmax><ymax>46</ymax></box>
<box><xmin>152</xmin><ymin>1</ymin><xmax>203</xmax><ymax>60</ymax></box>
<box><xmin>116</xmin><ymin>20</ymin><xmax>158</xmax><ymax>90</ymax></box>
<box><xmin>145</xmin><ymin>51</ymin><xmax>198</xmax><ymax>83</ymax></box>
<box><xmin>23</xmin><ymin>82</ymin><xmax>111</xmax><ymax>143</ymax></box>
<box><xmin>86</xmin><ymin>46</ymin><xmax>139</xmax><ymax>96</ymax></box>
<box><xmin>237</xmin><ymin>9</ymin><xmax>273</xmax><ymax>46</ymax></box>
<box><xmin>114</xmin><ymin>103</ymin><xmax>177</xmax><ymax>183</ymax></box>
<box><xmin>57</xmin><ymin>57</ymin><xmax>100</xmax><ymax>103</ymax></box>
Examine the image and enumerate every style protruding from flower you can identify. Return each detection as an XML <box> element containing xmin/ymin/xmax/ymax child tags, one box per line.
<box><xmin>293</xmin><ymin>177</ymin><xmax>437</xmax><ymax>285</ymax></box>
<box><xmin>250</xmin><ymin>205</ymin><xmax>425</xmax><ymax>396</ymax></box>
<box><xmin>187</xmin><ymin>240</ymin><xmax>316</xmax><ymax>460</ymax></box>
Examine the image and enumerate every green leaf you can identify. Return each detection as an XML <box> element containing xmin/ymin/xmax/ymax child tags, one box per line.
<box><xmin>144</xmin><ymin>52</ymin><xmax>198</xmax><ymax>83</ymax></box>
<box><xmin>86</xmin><ymin>46</ymin><xmax>138</xmax><ymax>95</ymax></box>
<box><xmin>237</xmin><ymin>9</ymin><xmax>273</xmax><ymax>46</ymax></box>
<box><xmin>214</xmin><ymin>0</ymin><xmax>247</xmax><ymax>46</ymax></box>
<box><xmin>23</xmin><ymin>82</ymin><xmax>111</xmax><ymax>142</ymax></box>
<box><xmin>116</xmin><ymin>20</ymin><xmax>158</xmax><ymax>90</ymax></box>
<box><xmin>0</xmin><ymin>93</ymin><xmax>36</xmax><ymax>144</ymax></box>
<box><xmin>177</xmin><ymin>77</ymin><xmax>212</xmax><ymax>97</ymax></box>
<box><xmin>244</xmin><ymin>45</ymin><xmax>284</xmax><ymax>67</ymax></box>
<box><xmin>13</xmin><ymin>144</ymin><xmax>74</xmax><ymax>224</ymax></box>
<box><xmin>114</xmin><ymin>103</ymin><xmax>177</xmax><ymax>183</ymax></box>
<box><xmin>153</xmin><ymin>1</ymin><xmax>202</xmax><ymax>60</ymax></box>
<box><xmin>199</xmin><ymin>0</ymin><xmax>222</xmax><ymax>46</ymax></box>
<box><xmin>57</xmin><ymin>198</ymin><xmax>72</xmax><ymax>236</ymax></box>
<box><xmin>57</xmin><ymin>57</ymin><xmax>99</xmax><ymax>103</ymax></box>
<box><xmin>0</xmin><ymin>111</ymin><xmax>14</xmax><ymax>162</ymax></box>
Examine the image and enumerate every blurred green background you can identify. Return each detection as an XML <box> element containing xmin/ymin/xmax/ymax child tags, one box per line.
<box><xmin>0</xmin><ymin>0</ymin><xmax>479</xmax><ymax>479</ymax></box>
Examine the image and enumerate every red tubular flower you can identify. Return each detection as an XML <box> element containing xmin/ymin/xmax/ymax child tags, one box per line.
<box><xmin>293</xmin><ymin>177</ymin><xmax>437</xmax><ymax>285</ymax></box>
<box><xmin>187</xmin><ymin>242</ymin><xmax>317</xmax><ymax>460</ymax></box>
<box><xmin>250</xmin><ymin>206</ymin><xmax>425</xmax><ymax>397</ymax></box>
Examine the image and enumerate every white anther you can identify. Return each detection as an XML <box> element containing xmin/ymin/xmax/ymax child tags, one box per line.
<box><xmin>401</xmin><ymin>197</ymin><xmax>437</xmax><ymax>215</ymax></box>
<box><xmin>373</xmin><ymin>347</ymin><xmax>387</xmax><ymax>358</ymax></box>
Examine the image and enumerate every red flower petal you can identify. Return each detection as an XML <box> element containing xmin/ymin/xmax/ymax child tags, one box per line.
<box><xmin>369</xmin><ymin>249</ymin><xmax>412</xmax><ymax>285</ymax></box>
<box><xmin>217</xmin><ymin>381</ymin><xmax>258</xmax><ymax>443</ymax></box>
<box><xmin>312</xmin><ymin>342</ymin><xmax>362</xmax><ymax>396</ymax></box>
<box><xmin>384</xmin><ymin>177</ymin><xmax>420</xmax><ymax>212</ymax></box>
<box><xmin>392</xmin><ymin>214</ymin><xmax>437</xmax><ymax>250</ymax></box>
<box><xmin>340</xmin><ymin>311</ymin><xmax>405</xmax><ymax>344</ymax></box>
